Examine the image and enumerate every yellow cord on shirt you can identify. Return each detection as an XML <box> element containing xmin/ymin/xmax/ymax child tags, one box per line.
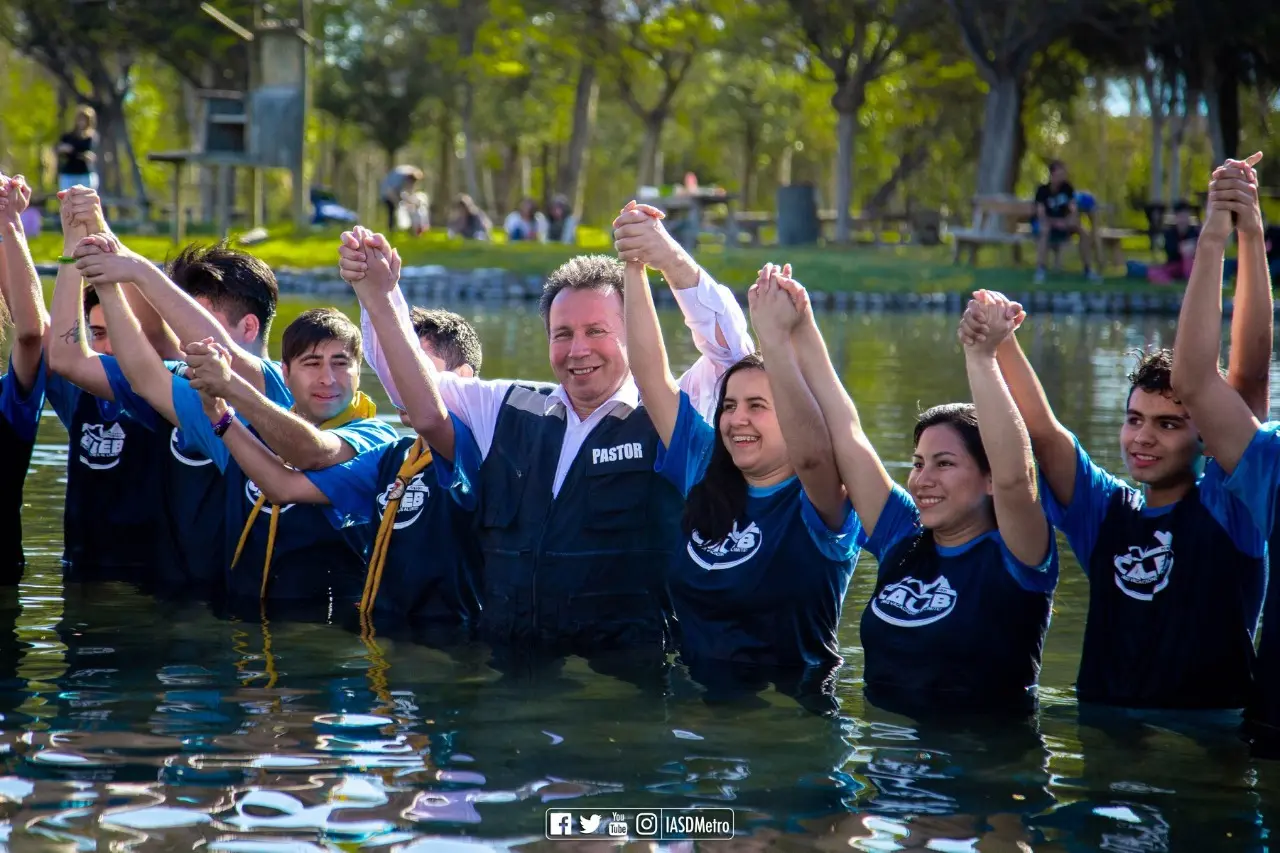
<box><xmin>231</xmin><ymin>391</ymin><xmax>379</xmax><ymax>599</ymax></box>
<box><xmin>360</xmin><ymin>436</ymin><xmax>433</xmax><ymax>615</ymax></box>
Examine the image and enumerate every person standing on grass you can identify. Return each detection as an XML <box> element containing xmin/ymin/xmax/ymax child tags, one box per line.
<box><xmin>56</xmin><ymin>106</ymin><xmax>98</xmax><ymax>192</ymax></box>
<box><xmin>346</xmin><ymin>201</ymin><xmax>753</xmax><ymax>661</ymax></box>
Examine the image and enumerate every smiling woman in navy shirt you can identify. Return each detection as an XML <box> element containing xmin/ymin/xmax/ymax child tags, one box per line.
<box><xmin>791</xmin><ymin>286</ymin><xmax>1058</xmax><ymax>715</ymax></box>
<box><xmin>624</xmin><ymin>259</ymin><xmax>859</xmax><ymax>704</ymax></box>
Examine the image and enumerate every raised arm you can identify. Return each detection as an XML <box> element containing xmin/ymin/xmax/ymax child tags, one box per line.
<box><xmin>622</xmin><ymin>258</ymin><xmax>680</xmax><ymax>447</ymax></box>
<box><xmin>48</xmin><ymin>233</ymin><xmax>113</xmax><ymax>400</ymax></box>
<box><xmin>959</xmin><ymin>295</ymin><xmax>1076</xmax><ymax>506</ymax></box>
<box><xmin>0</xmin><ymin>175</ymin><xmax>48</xmax><ymax>392</ymax></box>
<box><xmin>962</xmin><ymin>294</ymin><xmax>1049</xmax><ymax>567</ymax></box>
<box><xmin>89</xmin><ymin>275</ymin><xmax>179</xmax><ymax>425</ymax></box>
<box><xmin>782</xmin><ymin>276</ymin><xmax>893</xmax><ymax>538</ymax></box>
<box><xmin>350</xmin><ymin>229</ymin><xmax>457</xmax><ymax>459</ymax></box>
<box><xmin>198</xmin><ymin>389</ymin><xmax>328</xmax><ymax>505</ymax></box>
<box><xmin>751</xmin><ymin>267</ymin><xmax>846</xmax><ymax>528</ymax></box>
<box><xmin>1170</xmin><ymin>173</ymin><xmax>1262</xmax><ymax>474</ymax></box>
<box><xmin>185</xmin><ymin>348</ymin><xmax>355</xmax><ymax>470</ymax></box>
<box><xmin>1222</xmin><ymin>155</ymin><xmax>1271</xmax><ymax>420</ymax></box>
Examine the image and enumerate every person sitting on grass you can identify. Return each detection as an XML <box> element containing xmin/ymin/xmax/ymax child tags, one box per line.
<box><xmin>1034</xmin><ymin>159</ymin><xmax>1101</xmax><ymax>284</ymax></box>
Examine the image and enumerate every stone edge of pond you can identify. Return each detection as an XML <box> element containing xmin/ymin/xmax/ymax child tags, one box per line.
<box><xmin>40</xmin><ymin>263</ymin><xmax>1232</xmax><ymax>316</ymax></box>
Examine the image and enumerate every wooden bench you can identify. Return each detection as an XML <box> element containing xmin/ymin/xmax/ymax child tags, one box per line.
<box><xmin>1096</xmin><ymin>227</ymin><xmax>1143</xmax><ymax>268</ymax></box>
<box><xmin>952</xmin><ymin>196</ymin><xmax>1035</xmax><ymax>265</ymax></box>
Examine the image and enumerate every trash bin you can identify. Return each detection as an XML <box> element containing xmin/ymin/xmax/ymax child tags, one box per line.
<box><xmin>776</xmin><ymin>184</ymin><xmax>819</xmax><ymax>246</ymax></box>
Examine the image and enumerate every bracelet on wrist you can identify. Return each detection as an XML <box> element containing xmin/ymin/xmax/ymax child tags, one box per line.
<box><xmin>212</xmin><ymin>407</ymin><xmax>235</xmax><ymax>437</ymax></box>
<box><xmin>57</xmin><ymin>255</ymin><xmax>77</xmax><ymax>265</ymax></box>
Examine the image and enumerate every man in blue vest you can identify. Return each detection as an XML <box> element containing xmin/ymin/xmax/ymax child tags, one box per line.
<box><xmin>346</xmin><ymin>205</ymin><xmax>753</xmax><ymax>659</ymax></box>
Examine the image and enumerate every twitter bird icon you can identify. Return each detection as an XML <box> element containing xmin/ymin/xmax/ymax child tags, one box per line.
<box><xmin>580</xmin><ymin>814</ymin><xmax>602</xmax><ymax>834</ymax></box>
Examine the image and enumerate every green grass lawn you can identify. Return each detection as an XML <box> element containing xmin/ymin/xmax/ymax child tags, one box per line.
<box><xmin>25</xmin><ymin>224</ymin><xmax>1185</xmax><ymax>296</ymax></box>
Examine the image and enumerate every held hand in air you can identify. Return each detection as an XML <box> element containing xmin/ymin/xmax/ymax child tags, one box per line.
<box><xmin>57</xmin><ymin>186</ymin><xmax>108</xmax><ymax>244</ymax></box>
<box><xmin>1203</xmin><ymin>152</ymin><xmax>1263</xmax><ymax>243</ymax></box>
<box><xmin>184</xmin><ymin>338</ymin><xmax>236</xmax><ymax>400</ymax></box>
<box><xmin>959</xmin><ymin>289</ymin><xmax>1023</xmax><ymax>353</ymax></box>
<box><xmin>748</xmin><ymin>262</ymin><xmax>802</xmax><ymax>345</ymax></box>
<box><xmin>771</xmin><ymin>264</ymin><xmax>814</xmax><ymax>325</ymax></box>
<box><xmin>0</xmin><ymin>173</ymin><xmax>32</xmax><ymax>222</ymax></box>
<box><xmin>73</xmin><ymin>233</ymin><xmax>150</xmax><ymax>286</ymax></box>
<box><xmin>338</xmin><ymin>229</ymin><xmax>368</xmax><ymax>285</ymax></box>
<box><xmin>358</xmin><ymin>230</ymin><xmax>403</xmax><ymax>295</ymax></box>
<box><xmin>613</xmin><ymin>199</ymin><xmax>682</xmax><ymax>271</ymax></box>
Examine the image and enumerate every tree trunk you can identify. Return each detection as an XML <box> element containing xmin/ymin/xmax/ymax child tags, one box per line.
<box><xmin>1141</xmin><ymin>68</ymin><xmax>1166</xmax><ymax>204</ymax></box>
<box><xmin>1167</xmin><ymin>89</ymin><xmax>1190</xmax><ymax>202</ymax></box>
<box><xmin>975</xmin><ymin>74</ymin><xmax>1022</xmax><ymax>195</ymax></box>
<box><xmin>1215</xmin><ymin>54</ymin><xmax>1240</xmax><ymax>162</ymax></box>
<box><xmin>637</xmin><ymin>113</ymin><xmax>665</xmax><ymax>188</ymax></box>
<box><xmin>865</xmin><ymin>145</ymin><xmax>929</xmax><ymax>214</ymax></box>
<box><xmin>1204</xmin><ymin>63</ymin><xmax>1227</xmax><ymax>166</ymax></box>
<box><xmin>833</xmin><ymin>108</ymin><xmax>856</xmax><ymax>243</ymax></box>
<box><xmin>114</xmin><ymin>97</ymin><xmax>150</xmax><ymax>218</ymax></box>
<box><xmin>435</xmin><ymin>107</ymin><xmax>454</xmax><ymax>224</ymax></box>
<box><xmin>459</xmin><ymin>82</ymin><xmax>482</xmax><ymax>206</ymax></box>
<box><xmin>740</xmin><ymin>121</ymin><xmax>758</xmax><ymax>209</ymax></box>
<box><xmin>779</xmin><ymin>144</ymin><xmax>793</xmax><ymax>187</ymax></box>
<box><xmin>495</xmin><ymin>139</ymin><xmax>520</xmax><ymax>216</ymax></box>
<box><xmin>557</xmin><ymin>60</ymin><xmax>598</xmax><ymax>215</ymax></box>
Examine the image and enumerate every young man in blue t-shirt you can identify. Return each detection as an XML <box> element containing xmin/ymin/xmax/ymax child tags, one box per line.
<box><xmin>0</xmin><ymin>173</ymin><xmax>50</xmax><ymax>578</ymax></box>
<box><xmin>961</xmin><ymin>158</ymin><xmax>1273</xmax><ymax>711</ymax></box>
<box><xmin>75</xmin><ymin>235</ymin><xmax>397</xmax><ymax>615</ymax></box>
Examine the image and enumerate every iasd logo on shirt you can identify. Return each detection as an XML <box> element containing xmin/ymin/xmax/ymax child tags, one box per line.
<box><xmin>688</xmin><ymin>520</ymin><xmax>763</xmax><ymax>570</ymax></box>
<box><xmin>1112</xmin><ymin>530</ymin><xmax>1173</xmax><ymax>601</ymax></box>
<box><xmin>871</xmin><ymin>576</ymin><xmax>958</xmax><ymax>627</ymax></box>
<box><xmin>377</xmin><ymin>472</ymin><xmax>430</xmax><ymax>529</ymax></box>
<box><xmin>169</xmin><ymin>427</ymin><xmax>213</xmax><ymax>467</ymax></box>
<box><xmin>79</xmin><ymin>422</ymin><xmax>126</xmax><ymax>470</ymax></box>
<box><xmin>245</xmin><ymin>479</ymin><xmax>295</xmax><ymax>514</ymax></box>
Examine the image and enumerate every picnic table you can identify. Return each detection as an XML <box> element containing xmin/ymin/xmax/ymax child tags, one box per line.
<box><xmin>643</xmin><ymin>190</ymin><xmax>740</xmax><ymax>252</ymax></box>
<box><xmin>953</xmin><ymin>194</ymin><xmax>1137</xmax><ymax>270</ymax></box>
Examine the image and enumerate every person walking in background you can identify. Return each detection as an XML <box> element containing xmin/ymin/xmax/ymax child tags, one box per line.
<box><xmin>379</xmin><ymin>165</ymin><xmax>424</xmax><ymax>232</ymax></box>
<box><xmin>56</xmin><ymin>106</ymin><xmax>98</xmax><ymax>192</ymax></box>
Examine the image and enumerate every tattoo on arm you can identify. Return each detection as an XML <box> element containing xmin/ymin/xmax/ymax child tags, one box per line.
<box><xmin>61</xmin><ymin>321</ymin><xmax>82</xmax><ymax>345</ymax></box>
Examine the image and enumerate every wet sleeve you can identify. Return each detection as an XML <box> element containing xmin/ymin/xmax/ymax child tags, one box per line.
<box><xmin>799</xmin><ymin>491</ymin><xmax>862</xmax><ymax>563</ymax></box>
<box><xmin>99</xmin><ymin>355</ymin><xmax>162</xmax><ymax>432</ymax></box>
<box><xmin>430</xmin><ymin>414</ymin><xmax>481</xmax><ymax>512</ymax></box>
<box><xmin>862</xmin><ymin>483</ymin><xmax>921</xmax><ymax>563</ymax></box>
<box><xmin>1038</xmin><ymin>436</ymin><xmax>1124</xmax><ymax>576</ymax></box>
<box><xmin>0</xmin><ymin>355</ymin><xmax>46</xmax><ymax>444</ymax></box>
<box><xmin>303</xmin><ymin>446</ymin><xmax>383</xmax><ymax>528</ymax></box>
<box><xmin>653</xmin><ymin>389</ymin><xmax>718</xmax><ymax>497</ymax></box>
<box><xmin>171</xmin><ymin>375</ymin><xmax>229</xmax><ymax>472</ymax></box>
<box><xmin>997</xmin><ymin>527</ymin><xmax>1060</xmax><ymax>593</ymax></box>
<box><xmin>332</xmin><ymin>418</ymin><xmax>400</xmax><ymax>456</ymax></box>
<box><xmin>45</xmin><ymin>372</ymin><xmax>80</xmax><ymax>430</ymax></box>
<box><xmin>261</xmin><ymin>360</ymin><xmax>294</xmax><ymax>408</ymax></box>
<box><xmin>1217</xmin><ymin>423</ymin><xmax>1280</xmax><ymax>548</ymax></box>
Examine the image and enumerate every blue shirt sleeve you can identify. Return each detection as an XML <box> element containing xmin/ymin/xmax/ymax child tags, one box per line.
<box><xmin>653</xmin><ymin>390</ymin><xmax>718</xmax><ymax>497</ymax></box>
<box><xmin>1220</xmin><ymin>423</ymin><xmax>1280</xmax><ymax>543</ymax></box>
<box><xmin>1039</xmin><ymin>436</ymin><xmax>1126</xmax><ymax>576</ymax></box>
<box><xmin>1199</xmin><ymin>459</ymin><xmax>1267</xmax><ymax>557</ymax></box>
<box><xmin>261</xmin><ymin>360</ymin><xmax>293</xmax><ymax>408</ymax></box>
<box><xmin>0</xmin><ymin>355</ymin><xmax>47</xmax><ymax>443</ymax></box>
<box><xmin>799</xmin><ymin>492</ymin><xmax>862</xmax><ymax>563</ymax></box>
<box><xmin>304</xmin><ymin>444</ymin><xmax>385</xmax><ymax>528</ymax></box>
<box><xmin>45</xmin><ymin>372</ymin><xmax>81</xmax><ymax>430</ymax></box>
<box><xmin>863</xmin><ymin>483</ymin><xmax>921</xmax><ymax>563</ymax></box>
<box><xmin>431</xmin><ymin>414</ymin><xmax>481</xmax><ymax>512</ymax></box>
<box><xmin>171</xmin><ymin>375</ymin><xmax>230</xmax><ymax>472</ymax></box>
<box><xmin>996</xmin><ymin>528</ymin><xmax>1060</xmax><ymax>593</ymax></box>
<box><xmin>98</xmin><ymin>356</ymin><xmax>164</xmax><ymax>432</ymax></box>
<box><xmin>332</xmin><ymin>418</ymin><xmax>399</xmax><ymax>456</ymax></box>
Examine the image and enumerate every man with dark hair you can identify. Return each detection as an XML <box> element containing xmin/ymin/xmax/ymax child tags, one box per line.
<box><xmin>410</xmin><ymin>307</ymin><xmax>482</xmax><ymax>375</ymax></box>
<box><xmin>349</xmin><ymin>203</ymin><xmax>753</xmax><ymax>661</ymax></box>
<box><xmin>959</xmin><ymin>159</ymin><xmax>1272</xmax><ymax>712</ymax></box>
<box><xmin>1034</xmin><ymin>159</ymin><xmax>1100</xmax><ymax>284</ymax></box>
<box><xmin>74</xmin><ymin>238</ymin><xmax>398</xmax><ymax>613</ymax></box>
<box><xmin>169</xmin><ymin>242</ymin><xmax>278</xmax><ymax>346</ymax></box>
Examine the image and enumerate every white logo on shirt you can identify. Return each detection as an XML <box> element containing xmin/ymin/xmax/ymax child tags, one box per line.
<box><xmin>871</xmin><ymin>576</ymin><xmax>958</xmax><ymax>627</ymax></box>
<box><xmin>79</xmin><ymin>422</ymin><xmax>125</xmax><ymax>470</ymax></box>
<box><xmin>245</xmin><ymin>479</ymin><xmax>294</xmax><ymax>514</ymax></box>
<box><xmin>688</xmin><ymin>521</ymin><xmax>763</xmax><ymax>570</ymax></box>
<box><xmin>1113</xmin><ymin>530</ymin><xmax>1173</xmax><ymax>601</ymax></box>
<box><xmin>592</xmin><ymin>442</ymin><xmax>643</xmax><ymax>464</ymax></box>
<box><xmin>169</xmin><ymin>427</ymin><xmax>213</xmax><ymax>467</ymax></box>
<box><xmin>376</xmin><ymin>472</ymin><xmax>430</xmax><ymax>529</ymax></box>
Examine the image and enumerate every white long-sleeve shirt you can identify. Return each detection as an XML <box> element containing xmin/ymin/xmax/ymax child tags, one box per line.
<box><xmin>360</xmin><ymin>269</ymin><xmax>754</xmax><ymax>495</ymax></box>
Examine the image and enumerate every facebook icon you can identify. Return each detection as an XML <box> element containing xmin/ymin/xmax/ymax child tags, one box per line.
<box><xmin>548</xmin><ymin>811</ymin><xmax>574</xmax><ymax>837</ymax></box>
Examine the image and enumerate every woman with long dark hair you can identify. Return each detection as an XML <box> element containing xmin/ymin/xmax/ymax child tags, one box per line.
<box><xmin>786</xmin><ymin>282</ymin><xmax>1059</xmax><ymax>714</ymax></box>
<box><xmin>623</xmin><ymin>257</ymin><xmax>859</xmax><ymax>699</ymax></box>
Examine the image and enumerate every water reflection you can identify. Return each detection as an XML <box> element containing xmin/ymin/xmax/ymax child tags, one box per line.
<box><xmin>6</xmin><ymin>305</ymin><xmax>1280</xmax><ymax>849</ymax></box>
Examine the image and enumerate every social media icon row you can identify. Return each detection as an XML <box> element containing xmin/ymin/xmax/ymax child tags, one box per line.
<box><xmin>546</xmin><ymin>811</ymin><xmax>650</xmax><ymax>837</ymax></box>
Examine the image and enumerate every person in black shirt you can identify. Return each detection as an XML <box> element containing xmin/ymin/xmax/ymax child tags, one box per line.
<box><xmin>56</xmin><ymin>106</ymin><xmax>98</xmax><ymax>192</ymax></box>
<box><xmin>1034</xmin><ymin>160</ymin><xmax>1099</xmax><ymax>283</ymax></box>
<box><xmin>1148</xmin><ymin>200</ymin><xmax>1200</xmax><ymax>283</ymax></box>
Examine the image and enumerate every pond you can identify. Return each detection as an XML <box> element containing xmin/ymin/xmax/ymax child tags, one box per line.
<box><xmin>7</xmin><ymin>300</ymin><xmax>1277</xmax><ymax>850</ymax></box>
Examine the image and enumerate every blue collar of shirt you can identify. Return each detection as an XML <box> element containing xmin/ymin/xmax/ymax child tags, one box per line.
<box><xmin>747</xmin><ymin>475</ymin><xmax>798</xmax><ymax>499</ymax></box>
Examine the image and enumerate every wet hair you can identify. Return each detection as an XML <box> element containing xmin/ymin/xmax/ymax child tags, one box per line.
<box><xmin>83</xmin><ymin>286</ymin><xmax>100</xmax><ymax>320</ymax></box>
<box><xmin>913</xmin><ymin>402</ymin><xmax>990</xmax><ymax>474</ymax></box>
<box><xmin>410</xmin><ymin>307</ymin><xmax>483</xmax><ymax>374</ymax></box>
<box><xmin>683</xmin><ymin>353</ymin><xmax>767</xmax><ymax>544</ymax></box>
<box><xmin>281</xmin><ymin>307</ymin><xmax>362</xmax><ymax>366</ymax></box>
<box><xmin>167</xmin><ymin>242</ymin><xmax>278</xmax><ymax>341</ymax></box>
<box><xmin>1126</xmin><ymin>348</ymin><xmax>1175</xmax><ymax>407</ymax></box>
<box><xmin>538</xmin><ymin>255</ymin><xmax>625</xmax><ymax>332</ymax></box>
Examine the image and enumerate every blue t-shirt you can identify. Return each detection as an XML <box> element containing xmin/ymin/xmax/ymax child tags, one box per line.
<box><xmin>303</xmin><ymin>416</ymin><xmax>484</xmax><ymax>628</ymax></box>
<box><xmin>172</xmin><ymin>375</ymin><xmax>398</xmax><ymax>608</ymax></box>
<box><xmin>654</xmin><ymin>390</ymin><xmax>860</xmax><ymax>673</ymax></box>
<box><xmin>859</xmin><ymin>484</ymin><xmax>1057</xmax><ymax>712</ymax></box>
<box><xmin>104</xmin><ymin>358</ymin><xmax>293</xmax><ymax>590</ymax></box>
<box><xmin>1043</xmin><ymin>436</ymin><xmax>1264</xmax><ymax>709</ymax></box>
<box><xmin>0</xmin><ymin>356</ymin><xmax>46</xmax><ymax>571</ymax></box>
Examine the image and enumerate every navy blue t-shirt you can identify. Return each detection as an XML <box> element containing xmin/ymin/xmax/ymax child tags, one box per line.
<box><xmin>172</xmin><ymin>375</ymin><xmax>398</xmax><ymax>610</ymax></box>
<box><xmin>654</xmin><ymin>391</ymin><xmax>860</xmax><ymax>672</ymax></box>
<box><xmin>106</xmin><ymin>358</ymin><xmax>293</xmax><ymax>591</ymax></box>
<box><xmin>0</xmin><ymin>356</ymin><xmax>46</xmax><ymax>574</ymax></box>
<box><xmin>304</xmin><ymin>415</ymin><xmax>484</xmax><ymax>629</ymax></box>
<box><xmin>1044</xmin><ymin>437</ymin><xmax>1264</xmax><ymax>708</ymax></box>
<box><xmin>859</xmin><ymin>484</ymin><xmax>1058</xmax><ymax>712</ymax></box>
<box><xmin>47</xmin><ymin>361</ymin><xmax>173</xmax><ymax>575</ymax></box>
